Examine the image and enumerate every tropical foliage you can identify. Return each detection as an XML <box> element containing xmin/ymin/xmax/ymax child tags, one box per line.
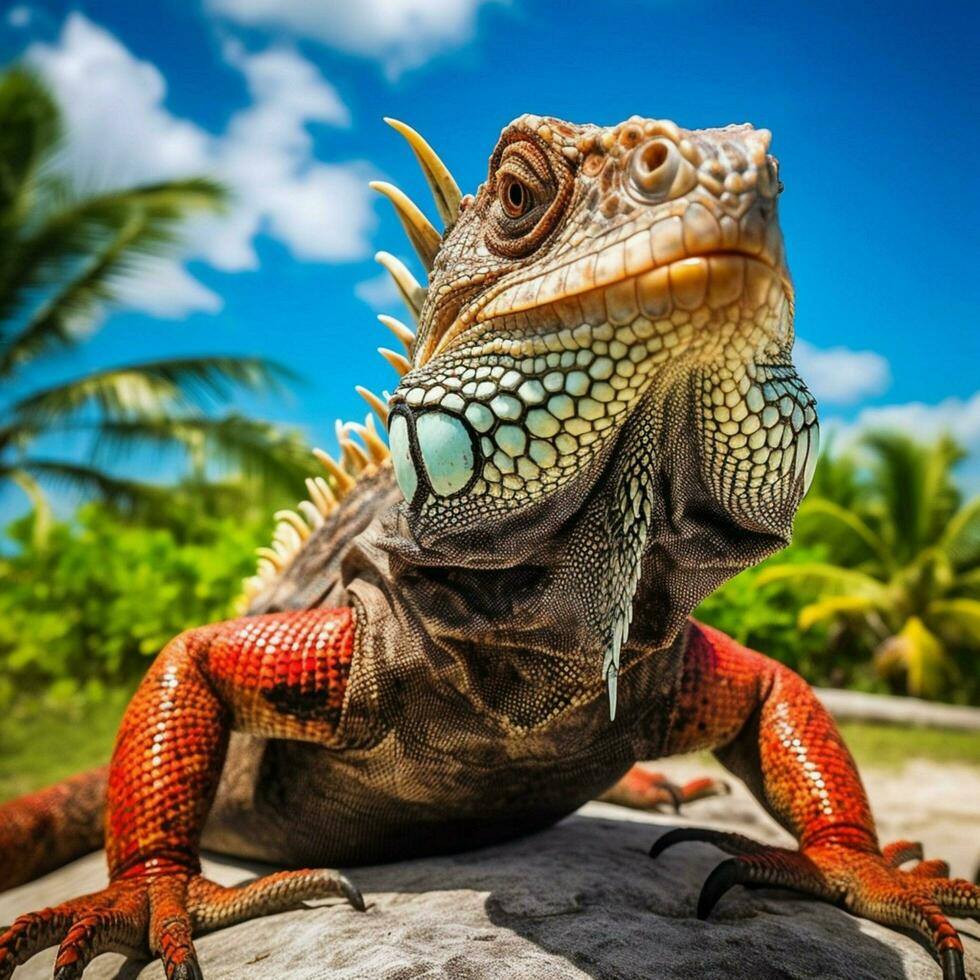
<box><xmin>750</xmin><ymin>433</ymin><xmax>980</xmax><ymax>701</ymax></box>
<box><xmin>0</xmin><ymin>67</ymin><xmax>317</xmax><ymax>527</ymax></box>
<box><xmin>0</xmin><ymin>66</ymin><xmax>976</xmax><ymax>737</ymax></box>
<box><xmin>0</xmin><ymin>493</ymin><xmax>270</xmax><ymax>708</ymax></box>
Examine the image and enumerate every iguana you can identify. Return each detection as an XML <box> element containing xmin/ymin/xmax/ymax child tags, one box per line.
<box><xmin>1</xmin><ymin>113</ymin><xmax>976</xmax><ymax>980</ymax></box>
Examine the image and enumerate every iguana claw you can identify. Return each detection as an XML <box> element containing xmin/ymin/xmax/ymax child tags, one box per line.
<box><xmin>696</xmin><ymin>858</ymin><xmax>754</xmax><ymax>919</ymax></box>
<box><xmin>941</xmin><ymin>947</ymin><xmax>967</xmax><ymax>980</ymax></box>
<box><xmin>650</xmin><ymin>827</ymin><xmax>979</xmax><ymax>980</ymax></box>
<box><xmin>338</xmin><ymin>875</ymin><xmax>367</xmax><ymax>912</ymax></box>
<box><xmin>0</xmin><ymin>867</ymin><xmax>364</xmax><ymax>978</ymax></box>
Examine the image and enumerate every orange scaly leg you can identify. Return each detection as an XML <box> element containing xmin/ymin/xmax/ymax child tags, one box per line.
<box><xmin>649</xmin><ymin>622</ymin><xmax>979</xmax><ymax>980</ymax></box>
<box><xmin>0</xmin><ymin>608</ymin><xmax>365</xmax><ymax>980</ymax></box>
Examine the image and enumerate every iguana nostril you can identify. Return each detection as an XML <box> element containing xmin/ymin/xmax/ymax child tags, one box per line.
<box><xmin>639</xmin><ymin>141</ymin><xmax>668</xmax><ymax>174</ymax></box>
<box><xmin>630</xmin><ymin>138</ymin><xmax>678</xmax><ymax>199</ymax></box>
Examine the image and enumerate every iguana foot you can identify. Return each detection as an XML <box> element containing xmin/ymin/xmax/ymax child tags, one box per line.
<box><xmin>0</xmin><ymin>868</ymin><xmax>364</xmax><ymax>978</ymax></box>
<box><xmin>650</xmin><ymin>828</ymin><xmax>979</xmax><ymax>980</ymax></box>
<box><xmin>598</xmin><ymin>766</ymin><xmax>730</xmax><ymax>812</ymax></box>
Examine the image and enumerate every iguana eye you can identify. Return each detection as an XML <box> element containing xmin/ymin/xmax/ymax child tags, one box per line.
<box><xmin>486</xmin><ymin>136</ymin><xmax>572</xmax><ymax>258</ymax></box>
<box><xmin>499</xmin><ymin>176</ymin><xmax>532</xmax><ymax>218</ymax></box>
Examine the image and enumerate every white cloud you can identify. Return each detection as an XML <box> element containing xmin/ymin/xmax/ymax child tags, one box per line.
<box><xmin>265</xmin><ymin>163</ymin><xmax>378</xmax><ymax>261</ymax></box>
<box><xmin>846</xmin><ymin>392</ymin><xmax>980</xmax><ymax>450</ymax></box>
<box><xmin>824</xmin><ymin>391</ymin><xmax>980</xmax><ymax>490</ymax></box>
<box><xmin>25</xmin><ymin>14</ymin><xmax>377</xmax><ymax>318</ymax></box>
<box><xmin>794</xmin><ymin>338</ymin><xmax>891</xmax><ymax>405</ymax></box>
<box><xmin>206</xmin><ymin>0</ymin><xmax>501</xmax><ymax>76</ymax></box>
<box><xmin>223</xmin><ymin>40</ymin><xmax>349</xmax><ymax>127</ymax></box>
<box><xmin>28</xmin><ymin>18</ymin><xmax>211</xmax><ymax>188</ymax></box>
<box><xmin>354</xmin><ymin>270</ymin><xmax>402</xmax><ymax>310</ymax></box>
<box><xmin>113</xmin><ymin>260</ymin><xmax>223</xmax><ymax>319</ymax></box>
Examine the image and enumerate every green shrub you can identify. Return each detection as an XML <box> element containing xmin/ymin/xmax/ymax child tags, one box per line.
<box><xmin>0</xmin><ymin>499</ymin><xmax>271</xmax><ymax>706</ymax></box>
<box><xmin>695</xmin><ymin>543</ymin><xmax>889</xmax><ymax>694</ymax></box>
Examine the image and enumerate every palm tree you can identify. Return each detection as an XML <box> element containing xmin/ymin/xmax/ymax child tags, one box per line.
<box><xmin>0</xmin><ymin>67</ymin><xmax>317</xmax><ymax>531</ymax></box>
<box><xmin>758</xmin><ymin>432</ymin><xmax>980</xmax><ymax>700</ymax></box>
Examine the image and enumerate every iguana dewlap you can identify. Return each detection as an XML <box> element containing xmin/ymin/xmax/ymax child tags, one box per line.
<box><xmin>0</xmin><ymin>114</ymin><xmax>976</xmax><ymax>980</ymax></box>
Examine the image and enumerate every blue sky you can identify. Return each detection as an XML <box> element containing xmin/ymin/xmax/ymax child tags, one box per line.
<box><xmin>2</xmin><ymin>0</ymin><xmax>979</xmax><ymax>502</ymax></box>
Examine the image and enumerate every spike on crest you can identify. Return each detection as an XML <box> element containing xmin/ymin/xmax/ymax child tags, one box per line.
<box><xmin>305</xmin><ymin>476</ymin><xmax>336</xmax><ymax>516</ymax></box>
<box><xmin>384</xmin><ymin>117</ymin><xmax>462</xmax><ymax>228</ymax></box>
<box><xmin>342</xmin><ymin>428</ymin><xmax>372</xmax><ymax>471</ymax></box>
<box><xmin>334</xmin><ymin>420</ymin><xmax>364</xmax><ymax>475</ymax></box>
<box><xmin>274</xmin><ymin>509</ymin><xmax>311</xmax><ymax>541</ymax></box>
<box><xmin>375</xmin><ymin>251</ymin><xmax>426</xmax><ymax>323</ymax></box>
<box><xmin>349</xmin><ymin>415</ymin><xmax>389</xmax><ymax>464</ymax></box>
<box><xmin>274</xmin><ymin>522</ymin><xmax>302</xmax><ymax>552</ymax></box>
<box><xmin>256</xmin><ymin>546</ymin><xmax>284</xmax><ymax>571</ymax></box>
<box><xmin>356</xmin><ymin>385</ymin><xmax>391</xmax><ymax>426</ymax></box>
<box><xmin>313</xmin><ymin>448</ymin><xmax>356</xmax><ymax>495</ymax></box>
<box><xmin>370</xmin><ymin>181</ymin><xmax>440</xmax><ymax>272</ymax></box>
<box><xmin>298</xmin><ymin>500</ymin><xmax>325</xmax><ymax>529</ymax></box>
<box><xmin>379</xmin><ymin>346</ymin><xmax>412</xmax><ymax>377</ymax></box>
<box><xmin>377</xmin><ymin>314</ymin><xmax>415</xmax><ymax>357</ymax></box>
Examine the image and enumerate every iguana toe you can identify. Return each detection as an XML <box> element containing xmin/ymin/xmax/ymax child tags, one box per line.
<box><xmin>651</xmin><ymin>827</ymin><xmax>980</xmax><ymax>980</ymax></box>
<box><xmin>599</xmin><ymin>767</ymin><xmax>730</xmax><ymax>813</ymax></box>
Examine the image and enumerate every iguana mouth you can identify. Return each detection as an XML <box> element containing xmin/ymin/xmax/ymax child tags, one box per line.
<box><xmin>426</xmin><ymin>242</ymin><xmax>789</xmax><ymax>366</ymax></box>
<box><xmin>513</xmin><ymin>251</ymin><xmax>786</xmax><ymax>327</ymax></box>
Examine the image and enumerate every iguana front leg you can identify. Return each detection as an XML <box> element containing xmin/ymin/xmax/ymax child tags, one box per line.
<box><xmin>650</xmin><ymin>622</ymin><xmax>979</xmax><ymax>980</ymax></box>
<box><xmin>0</xmin><ymin>609</ymin><xmax>365</xmax><ymax>980</ymax></box>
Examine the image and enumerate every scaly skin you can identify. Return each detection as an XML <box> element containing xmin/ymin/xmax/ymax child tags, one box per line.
<box><xmin>1</xmin><ymin>114</ymin><xmax>977</xmax><ymax>979</ymax></box>
<box><xmin>0</xmin><ymin>611</ymin><xmax>362</xmax><ymax>979</ymax></box>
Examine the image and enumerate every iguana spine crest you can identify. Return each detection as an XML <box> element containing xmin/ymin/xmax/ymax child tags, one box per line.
<box><xmin>242</xmin><ymin>119</ymin><xmax>461</xmax><ymax>606</ymax></box>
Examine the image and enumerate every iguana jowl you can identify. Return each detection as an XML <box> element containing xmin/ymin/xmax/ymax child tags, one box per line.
<box><xmin>1</xmin><ymin>114</ymin><xmax>976</xmax><ymax>980</ymax></box>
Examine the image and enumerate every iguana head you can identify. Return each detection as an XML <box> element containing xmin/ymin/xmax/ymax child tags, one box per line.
<box><xmin>380</xmin><ymin>115</ymin><xmax>815</xmax><ymax>531</ymax></box>
<box><xmin>371</xmin><ymin>114</ymin><xmax>818</xmax><ymax>714</ymax></box>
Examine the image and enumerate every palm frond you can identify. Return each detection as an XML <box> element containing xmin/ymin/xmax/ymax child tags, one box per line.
<box><xmin>756</xmin><ymin>562</ymin><xmax>891</xmax><ymax>600</ymax></box>
<box><xmin>796</xmin><ymin>498</ymin><xmax>892</xmax><ymax>570</ymax></box>
<box><xmin>939</xmin><ymin>495</ymin><xmax>980</xmax><ymax>569</ymax></box>
<box><xmin>16</xmin><ymin>457</ymin><xmax>163</xmax><ymax>513</ymax></box>
<box><xmin>0</xmin><ymin>209</ymin><xmax>157</xmax><ymax>374</ymax></box>
<box><xmin>86</xmin><ymin>414</ymin><xmax>320</xmax><ymax>495</ymax></box>
<box><xmin>874</xmin><ymin>616</ymin><xmax>954</xmax><ymax>699</ymax></box>
<box><xmin>797</xmin><ymin>594</ymin><xmax>879</xmax><ymax>631</ymax></box>
<box><xmin>953</xmin><ymin>566</ymin><xmax>980</xmax><ymax>594</ymax></box>
<box><xmin>860</xmin><ymin>431</ymin><xmax>962</xmax><ymax>560</ymax></box>
<box><xmin>0</xmin><ymin>67</ymin><xmax>61</xmax><ymax>221</ymax></box>
<box><xmin>928</xmin><ymin>598</ymin><xmax>980</xmax><ymax>645</ymax></box>
<box><xmin>2</xmin><ymin>466</ymin><xmax>52</xmax><ymax>547</ymax></box>
<box><xmin>0</xmin><ymin>178</ymin><xmax>226</xmax><ymax>343</ymax></box>
<box><xmin>9</xmin><ymin>356</ymin><xmax>298</xmax><ymax>427</ymax></box>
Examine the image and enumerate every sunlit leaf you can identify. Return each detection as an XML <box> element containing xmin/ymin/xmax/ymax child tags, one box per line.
<box><xmin>928</xmin><ymin>598</ymin><xmax>980</xmax><ymax>645</ymax></box>
<box><xmin>874</xmin><ymin>617</ymin><xmax>951</xmax><ymax>699</ymax></box>
<box><xmin>798</xmin><ymin>594</ymin><xmax>878</xmax><ymax>631</ymax></box>
<box><xmin>757</xmin><ymin>562</ymin><xmax>890</xmax><ymax>599</ymax></box>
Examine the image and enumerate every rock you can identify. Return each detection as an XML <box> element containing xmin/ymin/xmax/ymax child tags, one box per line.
<box><xmin>1</xmin><ymin>799</ymin><xmax>977</xmax><ymax>980</ymax></box>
